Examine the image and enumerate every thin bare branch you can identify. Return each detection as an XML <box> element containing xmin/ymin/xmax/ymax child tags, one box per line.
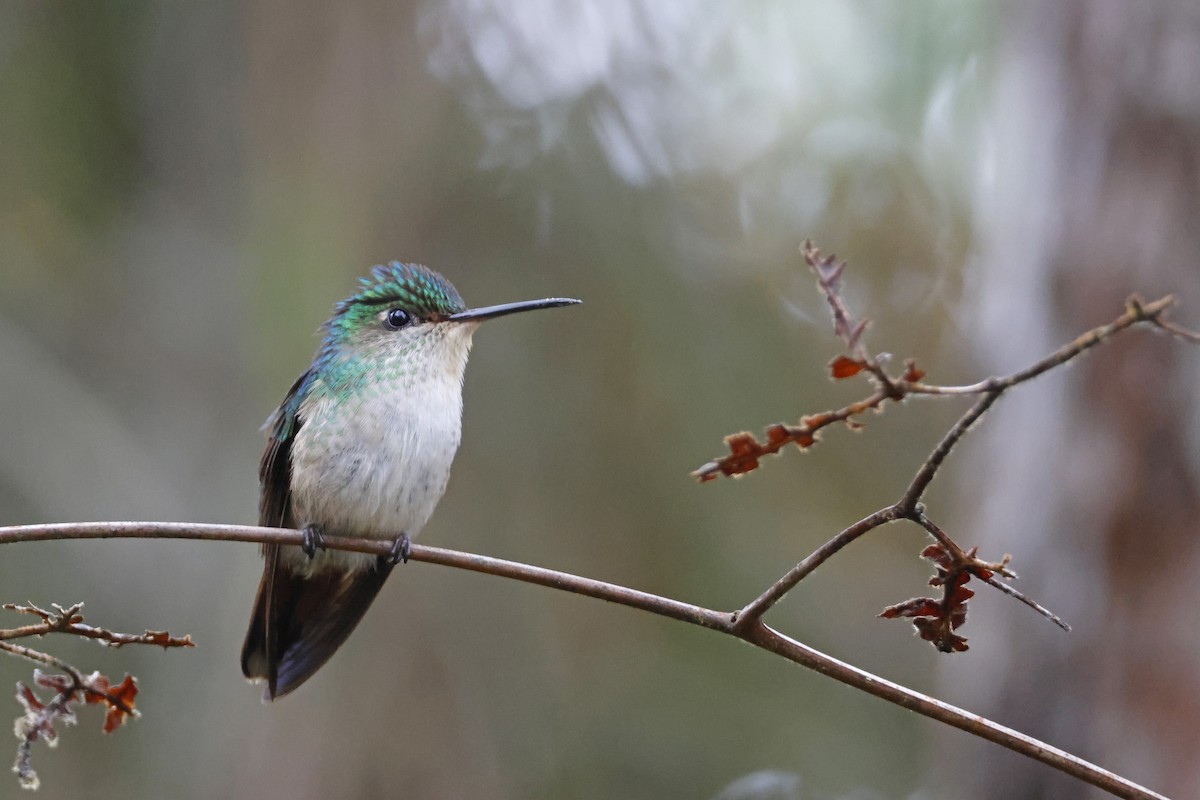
<box><xmin>743</xmin><ymin>622</ymin><xmax>1162</xmax><ymax>800</ymax></box>
<box><xmin>0</xmin><ymin>602</ymin><xmax>194</xmax><ymax>648</ymax></box>
<box><xmin>732</xmin><ymin>508</ymin><xmax>899</xmax><ymax>631</ymax></box>
<box><xmin>733</xmin><ymin>387</ymin><xmax>1003</xmax><ymax>635</ymax></box>
<box><xmin>1156</xmin><ymin>316</ymin><xmax>1200</xmax><ymax>344</ymax></box>
<box><xmin>909</xmin><ymin>294</ymin><xmax>1175</xmax><ymax>397</ymax></box>
<box><xmin>0</xmin><ymin>520</ymin><xmax>1166</xmax><ymax>799</ymax></box>
<box><xmin>909</xmin><ymin>509</ymin><xmax>969</xmax><ymax>556</ymax></box>
<box><xmin>0</xmin><ymin>522</ymin><xmax>731</xmax><ymax>632</ymax></box>
<box><xmin>980</xmin><ymin>574</ymin><xmax>1071</xmax><ymax>632</ymax></box>
<box><xmin>897</xmin><ymin>391</ymin><xmax>1000</xmax><ymax>514</ymax></box>
<box><xmin>0</xmin><ymin>641</ymin><xmax>88</xmax><ymax>686</ymax></box>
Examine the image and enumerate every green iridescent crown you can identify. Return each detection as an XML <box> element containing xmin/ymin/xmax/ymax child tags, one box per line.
<box><xmin>337</xmin><ymin>262</ymin><xmax>465</xmax><ymax>317</ymax></box>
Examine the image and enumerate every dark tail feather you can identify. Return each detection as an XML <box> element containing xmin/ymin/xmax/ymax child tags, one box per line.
<box><xmin>241</xmin><ymin>545</ymin><xmax>394</xmax><ymax>699</ymax></box>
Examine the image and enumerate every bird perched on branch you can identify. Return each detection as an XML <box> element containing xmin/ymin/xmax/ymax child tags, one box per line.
<box><xmin>242</xmin><ymin>263</ymin><xmax>579</xmax><ymax>698</ymax></box>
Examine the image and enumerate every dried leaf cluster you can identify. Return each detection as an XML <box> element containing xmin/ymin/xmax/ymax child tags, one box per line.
<box><xmin>697</xmin><ymin>241</ymin><xmax>1192</xmax><ymax>653</ymax></box>
<box><xmin>0</xmin><ymin>602</ymin><xmax>192</xmax><ymax>790</ymax></box>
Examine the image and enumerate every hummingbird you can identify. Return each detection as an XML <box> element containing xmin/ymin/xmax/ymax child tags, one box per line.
<box><xmin>241</xmin><ymin>262</ymin><xmax>579</xmax><ymax>699</ymax></box>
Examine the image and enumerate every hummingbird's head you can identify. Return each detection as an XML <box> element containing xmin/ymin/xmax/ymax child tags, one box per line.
<box><xmin>331</xmin><ymin>262</ymin><xmax>468</xmax><ymax>336</ymax></box>
<box><xmin>317</xmin><ymin>262</ymin><xmax>579</xmax><ymax>391</ymax></box>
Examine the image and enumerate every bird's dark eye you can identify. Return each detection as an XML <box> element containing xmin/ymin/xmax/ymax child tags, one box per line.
<box><xmin>384</xmin><ymin>308</ymin><xmax>412</xmax><ymax>330</ymax></box>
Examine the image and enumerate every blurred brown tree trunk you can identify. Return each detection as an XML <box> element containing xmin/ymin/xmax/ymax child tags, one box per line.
<box><xmin>946</xmin><ymin>2</ymin><xmax>1200</xmax><ymax>798</ymax></box>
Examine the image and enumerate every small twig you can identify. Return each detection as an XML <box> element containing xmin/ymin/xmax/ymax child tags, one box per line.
<box><xmin>908</xmin><ymin>294</ymin><xmax>1175</xmax><ymax>398</ymax></box>
<box><xmin>909</xmin><ymin>510</ymin><xmax>969</xmax><ymax>558</ymax></box>
<box><xmin>0</xmin><ymin>641</ymin><xmax>89</xmax><ymax>688</ymax></box>
<box><xmin>1156</xmin><ymin>316</ymin><xmax>1200</xmax><ymax>344</ymax></box>
<box><xmin>0</xmin><ymin>602</ymin><xmax>194</xmax><ymax>648</ymax></box>
<box><xmin>897</xmin><ymin>392</ymin><xmax>1000</xmax><ymax>515</ymax></box>
<box><xmin>804</xmin><ymin>240</ymin><xmax>871</xmax><ymax>359</ymax></box>
<box><xmin>732</xmin><ymin>507</ymin><xmax>900</xmax><ymax>631</ymax></box>
<box><xmin>980</xmin><ymin>574</ymin><xmax>1071</xmax><ymax>632</ymax></box>
<box><xmin>802</xmin><ymin>241</ymin><xmax>902</xmax><ymax>396</ymax></box>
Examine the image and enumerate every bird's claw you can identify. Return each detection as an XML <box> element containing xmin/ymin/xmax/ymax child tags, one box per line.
<box><xmin>302</xmin><ymin>525</ymin><xmax>327</xmax><ymax>559</ymax></box>
<box><xmin>379</xmin><ymin>532</ymin><xmax>411</xmax><ymax>567</ymax></box>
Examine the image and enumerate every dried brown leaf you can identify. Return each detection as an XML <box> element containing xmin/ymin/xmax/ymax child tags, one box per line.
<box><xmin>902</xmin><ymin>358</ymin><xmax>926</xmax><ymax>382</ymax></box>
<box><xmin>96</xmin><ymin>675</ymin><xmax>137</xmax><ymax>733</ymax></box>
<box><xmin>764</xmin><ymin>424</ymin><xmax>791</xmax><ymax>448</ymax></box>
<box><xmin>829</xmin><ymin>355</ymin><xmax>866</xmax><ymax>379</ymax></box>
<box><xmin>879</xmin><ymin>598</ymin><xmax>942</xmax><ymax>619</ymax></box>
<box><xmin>882</xmin><ymin>544</ymin><xmax>986</xmax><ymax>653</ymax></box>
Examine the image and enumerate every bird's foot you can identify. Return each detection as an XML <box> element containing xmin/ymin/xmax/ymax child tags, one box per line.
<box><xmin>378</xmin><ymin>532</ymin><xmax>411</xmax><ymax>568</ymax></box>
<box><xmin>302</xmin><ymin>525</ymin><xmax>327</xmax><ymax>559</ymax></box>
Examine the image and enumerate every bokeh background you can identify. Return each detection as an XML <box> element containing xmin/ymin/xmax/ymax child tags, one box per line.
<box><xmin>2</xmin><ymin>2</ymin><xmax>1199</xmax><ymax>799</ymax></box>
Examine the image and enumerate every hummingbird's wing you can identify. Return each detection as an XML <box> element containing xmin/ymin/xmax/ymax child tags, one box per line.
<box><xmin>241</xmin><ymin>371</ymin><xmax>396</xmax><ymax>699</ymax></box>
<box><xmin>258</xmin><ymin>370</ymin><xmax>310</xmax><ymax>530</ymax></box>
<box><xmin>240</xmin><ymin>370</ymin><xmax>308</xmax><ymax>695</ymax></box>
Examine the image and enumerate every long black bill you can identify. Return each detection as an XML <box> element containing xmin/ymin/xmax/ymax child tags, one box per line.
<box><xmin>448</xmin><ymin>297</ymin><xmax>581</xmax><ymax>322</ymax></box>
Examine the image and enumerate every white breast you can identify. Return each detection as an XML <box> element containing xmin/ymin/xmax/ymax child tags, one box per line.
<box><xmin>284</xmin><ymin>323</ymin><xmax>476</xmax><ymax>574</ymax></box>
